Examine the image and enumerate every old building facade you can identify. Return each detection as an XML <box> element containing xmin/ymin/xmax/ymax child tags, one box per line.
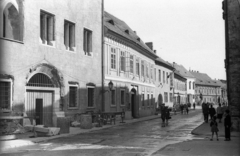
<box><xmin>155</xmin><ymin>58</ymin><xmax>174</xmax><ymax>109</ymax></box>
<box><xmin>190</xmin><ymin>71</ymin><xmax>221</xmax><ymax>105</ymax></box>
<box><xmin>173</xmin><ymin>70</ymin><xmax>187</xmax><ymax>106</ymax></box>
<box><xmin>104</xmin><ymin>11</ymin><xmax>158</xmax><ymax>119</ymax></box>
<box><xmin>0</xmin><ymin>0</ymin><xmax>103</xmax><ymax>126</ymax></box>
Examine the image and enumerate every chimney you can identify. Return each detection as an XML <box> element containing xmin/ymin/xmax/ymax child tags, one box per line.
<box><xmin>133</xmin><ymin>31</ymin><xmax>137</xmax><ymax>34</ymax></box>
<box><xmin>145</xmin><ymin>42</ymin><xmax>153</xmax><ymax>50</ymax></box>
<box><xmin>154</xmin><ymin>50</ymin><xmax>157</xmax><ymax>54</ymax></box>
<box><xmin>173</xmin><ymin>62</ymin><xmax>175</xmax><ymax>67</ymax></box>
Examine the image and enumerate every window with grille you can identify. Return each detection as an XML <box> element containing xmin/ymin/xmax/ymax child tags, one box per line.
<box><xmin>136</xmin><ymin>58</ymin><xmax>140</xmax><ymax>75</ymax></box>
<box><xmin>130</xmin><ymin>55</ymin><xmax>134</xmax><ymax>73</ymax></box>
<box><xmin>40</xmin><ymin>11</ymin><xmax>55</xmax><ymax>46</ymax></box>
<box><xmin>27</xmin><ymin>73</ymin><xmax>54</xmax><ymax>87</ymax></box>
<box><xmin>69</xmin><ymin>86</ymin><xmax>77</xmax><ymax>108</ymax></box>
<box><xmin>64</xmin><ymin>20</ymin><xmax>75</xmax><ymax>51</ymax></box>
<box><xmin>88</xmin><ymin>87</ymin><xmax>94</xmax><ymax>107</ymax></box>
<box><xmin>120</xmin><ymin>90</ymin><xmax>125</xmax><ymax>105</ymax></box>
<box><xmin>120</xmin><ymin>51</ymin><xmax>126</xmax><ymax>72</ymax></box>
<box><xmin>111</xmin><ymin>48</ymin><xmax>116</xmax><ymax>69</ymax></box>
<box><xmin>83</xmin><ymin>28</ymin><xmax>92</xmax><ymax>56</ymax></box>
<box><xmin>0</xmin><ymin>81</ymin><xmax>11</xmax><ymax>110</ymax></box>
<box><xmin>111</xmin><ymin>90</ymin><xmax>116</xmax><ymax>105</ymax></box>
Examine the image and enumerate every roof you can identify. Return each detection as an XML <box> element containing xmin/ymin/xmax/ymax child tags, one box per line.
<box><xmin>155</xmin><ymin>57</ymin><xmax>174</xmax><ymax>70</ymax></box>
<box><xmin>104</xmin><ymin>11</ymin><xmax>157</xmax><ymax>57</ymax></box>
<box><xmin>189</xmin><ymin>71</ymin><xmax>221</xmax><ymax>87</ymax></box>
<box><xmin>173</xmin><ymin>63</ymin><xmax>195</xmax><ymax>78</ymax></box>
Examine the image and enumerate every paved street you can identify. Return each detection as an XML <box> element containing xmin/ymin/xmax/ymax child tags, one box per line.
<box><xmin>1</xmin><ymin>109</ymin><xmax>204</xmax><ymax>156</ymax></box>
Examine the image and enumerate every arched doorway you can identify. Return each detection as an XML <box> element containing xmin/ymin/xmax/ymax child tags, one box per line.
<box><xmin>131</xmin><ymin>88</ymin><xmax>137</xmax><ymax>118</ymax></box>
<box><xmin>25</xmin><ymin>63</ymin><xmax>63</xmax><ymax>127</ymax></box>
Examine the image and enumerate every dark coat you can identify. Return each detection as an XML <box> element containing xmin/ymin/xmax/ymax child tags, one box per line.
<box><xmin>209</xmin><ymin>107</ymin><xmax>216</xmax><ymax>116</ymax></box>
<box><xmin>224</xmin><ymin>114</ymin><xmax>231</xmax><ymax>127</ymax></box>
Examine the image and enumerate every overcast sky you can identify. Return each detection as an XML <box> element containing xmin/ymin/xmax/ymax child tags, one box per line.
<box><xmin>105</xmin><ymin>0</ymin><xmax>226</xmax><ymax>80</ymax></box>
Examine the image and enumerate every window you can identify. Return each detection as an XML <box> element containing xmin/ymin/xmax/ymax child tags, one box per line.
<box><xmin>141</xmin><ymin>60</ymin><xmax>144</xmax><ymax>77</ymax></box>
<box><xmin>193</xmin><ymin>82</ymin><xmax>195</xmax><ymax>89</ymax></box>
<box><xmin>150</xmin><ymin>67</ymin><xmax>153</xmax><ymax>79</ymax></box>
<box><xmin>120</xmin><ymin>90</ymin><xmax>125</xmax><ymax>105</ymax></box>
<box><xmin>40</xmin><ymin>11</ymin><xmax>55</xmax><ymax>46</ymax></box>
<box><xmin>141</xmin><ymin>93</ymin><xmax>145</xmax><ymax>106</ymax></box>
<box><xmin>166</xmin><ymin>72</ymin><xmax>168</xmax><ymax>84</ymax></box>
<box><xmin>87</xmin><ymin>87</ymin><xmax>94</xmax><ymax>107</ymax></box>
<box><xmin>130</xmin><ymin>55</ymin><xmax>134</xmax><ymax>73</ymax></box>
<box><xmin>136</xmin><ymin>58</ymin><xmax>140</xmax><ymax>75</ymax></box>
<box><xmin>0</xmin><ymin>81</ymin><xmax>11</xmax><ymax>110</ymax></box>
<box><xmin>146</xmin><ymin>63</ymin><xmax>149</xmax><ymax>78</ymax></box>
<box><xmin>2</xmin><ymin>3</ymin><xmax>22</xmax><ymax>41</ymax></box>
<box><xmin>159</xmin><ymin>70</ymin><xmax>161</xmax><ymax>82</ymax></box>
<box><xmin>120</xmin><ymin>51</ymin><xmax>126</xmax><ymax>72</ymax></box>
<box><xmin>154</xmin><ymin>68</ymin><xmax>156</xmax><ymax>81</ymax></box>
<box><xmin>69</xmin><ymin>86</ymin><xmax>77</xmax><ymax>107</ymax></box>
<box><xmin>64</xmin><ymin>20</ymin><xmax>75</xmax><ymax>51</ymax></box>
<box><xmin>83</xmin><ymin>28</ymin><xmax>92</xmax><ymax>56</ymax></box>
<box><xmin>111</xmin><ymin>90</ymin><xmax>116</xmax><ymax>105</ymax></box>
<box><xmin>151</xmin><ymin>94</ymin><xmax>154</xmax><ymax>105</ymax></box>
<box><xmin>164</xmin><ymin>92</ymin><xmax>168</xmax><ymax>102</ymax></box>
<box><xmin>189</xmin><ymin>81</ymin><xmax>191</xmax><ymax>89</ymax></box>
<box><xmin>147</xmin><ymin>94</ymin><xmax>150</xmax><ymax>105</ymax></box>
<box><xmin>170</xmin><ymin>93</ymin><xmax>173</xmax><ymax>102</ymax></box>
<box><xmin>111</xmin><ymin>48</ymin><xmax>116</xmax><ymax>69</ymax></box>
<box><xmin>163</xmin><ymin>71</ymin><xmax>165</xmax><ymax>83</ymax></box>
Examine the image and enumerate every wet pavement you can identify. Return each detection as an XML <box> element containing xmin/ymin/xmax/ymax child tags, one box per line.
<box><xmin>0</xmin><ymin>109</ymin><xmax>204</xmax><ymax>156</ymax></box>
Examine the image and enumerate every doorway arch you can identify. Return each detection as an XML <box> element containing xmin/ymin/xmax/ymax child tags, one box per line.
<box><xmin>131</xmin><ymin>88</ymin><xmax>137</xmax><ymax>118</ymax></box>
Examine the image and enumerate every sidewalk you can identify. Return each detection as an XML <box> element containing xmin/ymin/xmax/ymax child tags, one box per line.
<box><xmin>0</xmin><ymin>114</ymin><xmax>162</xmax><ymax>151</ymax></box>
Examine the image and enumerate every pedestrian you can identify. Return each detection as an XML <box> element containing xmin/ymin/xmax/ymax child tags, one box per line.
<box><xmin>161</xmin><ymin>104</ymin><xmax>166</xmax><ymax>127</ymax></box>
<box><xmin>193</xmin><ymin>103</ymin><xmax>196</xmax><ymax>110</ymax></box>
<box><xmin>180</xmin><ymin>104</ymin><xmax>184</xmax><ymax>114</ymax></box>
<box><xmin>210</xmin><ymin>116</ymin><xmax>219</xmax><ymax>141</ymax></box>
<box><xmin>224</xmin><ymin>109</ymin><xmax>231</xmax><ymax>141</ymax></box>
<box><xmin>165</xmin><ymin>106</ymin><xmax>171</xmax><ymax>126</ymax></box>
<box><xmin>202</xmin><ymin>103</ymin><xmax>209</xmax><ymax>123</ymax></box>
<box><xmin>184</xmin><ymin>104</ymin><xmax>189</xmax><ymax>114</ymax></box>
<box><xmin>209</xmin><ymin>104</ymin><xmax>216</xmax><ymax>121</ymax></box>
<box><xmin>217</xmin><ymin>103</ymin><xmax>224</xmax><ymax>123</ymax></box>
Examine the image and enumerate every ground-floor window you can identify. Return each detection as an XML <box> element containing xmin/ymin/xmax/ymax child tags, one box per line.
<box><xmin>120</xmin><ymin>90</ymin><xmax>125</xmax><ymax>105</ymax></box>
<box><xmin>151</xmin><ymin>94</ymin><xmax>154</xmax><ymax>105</ymax></box>
<box><xmin>0</xmin><ymin>81</ymin><xmax>11</xmax><ymax>110</ymax></box>
<box><xmin>164</xmin><ymin>92</ymin><xmax>168</xmax><ymax>103</ymax></box>
<box><xmin>88</xmin><ymin>87</ymin><xmax>95</xmax><ymax>107</ymax></box>
<box><xmin>141</xmin><ymin>93</ymin><xmax>145</xmax><ymax>106</ymax></box>
<box><xmin>69</xmin><ymin>86</ymin><xmax>77</xmax><ymax>108</ymax></box>
<box><xmin>169</xmin><ymin>93</ymin><xmax>173</xmax><ymax>102</ymax></box>
<box><xmin>111</xmin><ymin>89</ymin><xmax>116</xmax><ymax>105</ymax></box>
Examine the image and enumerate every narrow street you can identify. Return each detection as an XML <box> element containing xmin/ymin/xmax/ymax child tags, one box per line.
<box><xmin>1</xmin><ymin>109</ymin><xmax>203</xmax><ymax>156</ymax></box>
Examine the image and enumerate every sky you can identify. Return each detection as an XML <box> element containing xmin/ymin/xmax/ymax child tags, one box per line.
<box><xmin>104</xmin><ymin>0</ymin><xmax>226</xmax><ymax>80</ymax></box>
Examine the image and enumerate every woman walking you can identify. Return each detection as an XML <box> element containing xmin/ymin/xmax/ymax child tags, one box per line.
<box><xmin>209</xmin><ymin>104</ymin><xmax>216</xmax><ymax>121</ymax></box>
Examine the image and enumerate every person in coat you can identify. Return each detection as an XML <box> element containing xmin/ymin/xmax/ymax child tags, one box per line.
<box><xmin>165</xmin><ymin>106</ymin><xmax>170</xmax><ymax>126</ymax></box>
<box><xmin>217</xmin><ymin>103</ymin><xmax>224</xmax><ymax>123</ymax></box>
<box><xmin>161</xmin><ymin>104</ymin><xmax>166</xmax><ymax>127</ymax></box>
<box><xmin>209</xmin><ymin>104</ymin><xmax>216</xmax><ymax>121</ymax></box>
<box><xmin>224</xmin><ymin>109</ymin><xmax>231</xmax><ymax>141</ymax></box>
<box><xmin>202</xmin><ymin>103</ymin><xmax>209</xmax><ymax>123</ymax></box>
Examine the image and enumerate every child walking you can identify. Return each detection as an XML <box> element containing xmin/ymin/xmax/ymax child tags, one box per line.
<box><xmin>210</xmin><ymin>116</ymin><xmax>219</xmax><ymax>141</ymax></box>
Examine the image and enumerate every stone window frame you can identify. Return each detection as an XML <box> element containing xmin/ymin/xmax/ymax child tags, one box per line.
<box><xmin>87</xmin><ymin>86</ymin><xmax>95</xmax><ymax>108</ymax></box>
<box><xmin>0</xmin><ymin>0</ymin><xmax>22</xmax><ymax>42</ymax></box>
<box><xmin>40</xmin><ymin>10</ymin><xmax>55</xmax><ymax>47</ymax></box>
<box><xmin>64</xmin><ymin>19</ymin><xmax>76</xmax><ymax>52</ymax></box>
<box><xmin>83</xmin><ymin>28</ymin><xmax>93</xmax><ymax>56</ymax></box>
<box><xmin>0</xmin><ymin>78</ymin><xmax>13</xmax><ymax>111</ymax></box>
<box><xmin>68</xmin><ymin>84</ymin><xmax>78</xmax><ymax>109</ymax></box>
<box><xmin>120</xmin><ymin>51</ymin><xmax>126</xmax><ymax>72</ymax></box>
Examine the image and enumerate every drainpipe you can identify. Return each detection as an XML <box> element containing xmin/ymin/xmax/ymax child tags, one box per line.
<box><xmin>101</xmin><ymin>0</ymin><xmax>105</xmax><ymax>112</ymax></box>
